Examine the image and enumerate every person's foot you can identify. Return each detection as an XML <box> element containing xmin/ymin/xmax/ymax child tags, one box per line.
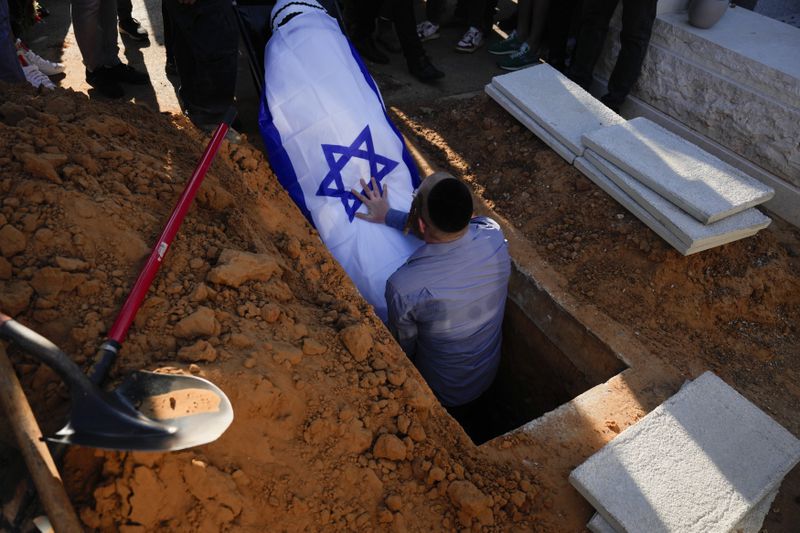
<box><xmin>600</xmin><ymin>93</ymin><xmax>623</xmax><ymax>113</ymax></box>
<box><xmin>407</xmin><ymin>54</ymin><xmax>444</xmax><ymax>82</ymax></box>
<box><xmin>497</xmin><ymin>42</ymin><xmax>539</xmax><ymax>71</ymax></box>
<box><xmin>354</xmin><ymin>37</ymin><xmax>389</xmax><ymax>64</ymax></box>
<box><xmin>19</xmin><ymin>57</ymin><xmax>55</xmax><ymax>90</ymax></box>
<box><xmin>416</xmin><ymin>20</ymin><xmax>440</xmax><ymax>42</ymax></box>
<box><xmin>86</xmin><ymin>68</ymin><xmax>123</xmax><ymax>98</ymax></box>
<box><xmin>106</xmin><ymin>62</ymin><xmax>149</xmax><ymax>85</ymax></box>
<box><xmin>488</xmin><ymin>30</ymin><xmax>522</xmax><ymax>55</ymax></box>
<box><xmin>455</xmin><ymin>27</ymin><xmax>484</xmax><ymax>53</ymax></box>
<box><xmin>118</xmin><ymin>17</ymin><xmax>149</xmax><ymax>41</ymax></box>
<box><xmin>15</xmin><ymin>39</ymin><xmax>64</xmax><ymax>75</ymax></box>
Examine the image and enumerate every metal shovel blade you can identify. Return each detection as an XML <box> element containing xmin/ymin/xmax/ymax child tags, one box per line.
<box><xmin>49</xmin><ymin>371</ymin><xmax>233</xmax><ymax>452</ymax></box>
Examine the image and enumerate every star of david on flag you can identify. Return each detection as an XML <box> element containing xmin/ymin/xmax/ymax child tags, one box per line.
<box><xmin>316</xmin><ymin>125</ymin><xmax>399</xmax><ymax>222</ymax></box>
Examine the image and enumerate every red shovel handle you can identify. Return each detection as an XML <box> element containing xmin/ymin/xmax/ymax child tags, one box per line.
<box><xmin>91</xmin><ymin>109</ymin><xmax>237</xmax><ymax>383</ymax></box>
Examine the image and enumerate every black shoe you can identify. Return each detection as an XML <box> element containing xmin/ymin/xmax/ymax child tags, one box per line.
<box><xmin>107</xmin><ymin>62</ymin><xmax>149</xmax><ymax>85</ymax></box>
<box><xmin>600</xmin><ymin>93</ymin><xmax>623</xmax><ymax>114</ymax></box>
<box><xmin>86</xmin><ymin>68</ymin><xmax>124</xmax><ymax>98</ymax></box>
<box><xmin>355</xmin><ymin>37</ymin><xmax>389</xmax><ymax>64</ymax></box>
<box><xmin>119</xmin><ymin>17</ymin><xmax>149</xmax><ymax>41</ymax></box>
<box><xmin>408</xmin><ymin>55</ymin><xmax>444</xmax><ymax>83</ymax></box>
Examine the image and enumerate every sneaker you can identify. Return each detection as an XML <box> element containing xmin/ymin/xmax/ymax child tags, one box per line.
<box><xmin>118</xmin><ymin>17</ymin><xmax>149</xmax><ymax>41</ymax></box>
<box><xmin>488</xmin><ymin>30</ymin><xmax>522</xmax><ymax>56</ymax></box>
<box><xmin>498</xmin><ymin>42</ymin><xmax>539</xmax><ymax>71</ymax></box>
<box><xmin>416</xmin><ymin>20</ymin><xmax>440</xmax><ymax>42</ymax></box>
<box><xmin>19</xmin><ymin>57</ymin><xmax>55</xmax><ymax>90</ymax></box>
<box><xmin>456</xmin><ymin>27</ymin><xmax>483</xmax><ymax>53</ymax></box>
<box><xmin>86</xmin><ymin>68</ymin><xmax>124</xmax><ymax>98</ymax></box>
<box><xmin>106</xmin><ymin>62</ymin><xmax>149</xmax><ymax>85</ymax></box>
<box><xmin>407</xmin><ymin>54</ymin><xmax>444</xmax><ymax>83</ymax></box>
<box><xmin>15</xmin><ymin>39</ymin><xmax>64</xmax><ymax>75</ymax></box>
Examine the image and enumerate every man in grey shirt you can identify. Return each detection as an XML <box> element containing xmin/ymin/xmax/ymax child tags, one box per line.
<box><xmin>353</xmin><ymin>172</ymin><xmax>510</xmax><ymax>438</ymax></box>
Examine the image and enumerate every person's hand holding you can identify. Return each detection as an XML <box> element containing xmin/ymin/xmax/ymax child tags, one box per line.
<box><xmin>352</xmin><ymin>177</ymin><xmax>389</xmax><ymax>224</ymax></box>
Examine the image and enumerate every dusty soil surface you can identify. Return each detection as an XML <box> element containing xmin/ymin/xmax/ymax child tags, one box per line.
<box><xmin>0</xmin><ymin>84</ymin><xmax>556</xmax><ymax>532</ymax></box>
<box><xmin>391</xmin><ymin>94</ymin><xmax>800</xmax><ymax>531</ymax></box>
<box><xmin>2</xmin><ymin>79</ymin><xmax>800</xmax><ymax>533</ymax></box>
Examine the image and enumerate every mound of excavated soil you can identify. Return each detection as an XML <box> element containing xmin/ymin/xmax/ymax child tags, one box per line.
<box><xmin>0</xmin><ymin>83</ymin><xmax>554</xmax><ymax>532</ymax></box>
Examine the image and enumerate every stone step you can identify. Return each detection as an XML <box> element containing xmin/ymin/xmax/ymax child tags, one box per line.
<box><xmin>484</xmin><ymin>83</ymin><xmax>576</xmax><ymax>164</ymax></box>
<box><xmin>583</xmin><ymin>150</ymin><xmax>771</xmax><ymax>251</ymax></box>
<box><xmin>581</xmin><ymin>117</ymin><xmax>774</xmax><ymax>224</ymax></box>
<box><xmin>576</xmin><ymin>157</ymin><xmax>745</xmax><ymax>255</ymax></box>
<box><xmin>570</xmin><ymin>372</ymin><xmax>800</xmax><ymax>533</ymax></box>
<box><xmin>490</xmin><ymin>63</ymin><xmax>624</xmax><ymax>158</ymax></box>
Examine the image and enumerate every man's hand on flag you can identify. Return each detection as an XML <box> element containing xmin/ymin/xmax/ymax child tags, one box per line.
<box><xmin>352</xmin><ymin>177</ymin><xmax>389</xmax><ymax>224</ymax></box>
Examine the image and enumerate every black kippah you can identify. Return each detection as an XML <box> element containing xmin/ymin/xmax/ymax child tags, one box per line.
<box><xmin>427</xmin><ymin>178</ymin><xmax>473</xmax><ymax>233</ymax></box>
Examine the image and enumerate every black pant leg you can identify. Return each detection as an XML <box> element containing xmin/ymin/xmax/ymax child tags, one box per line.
<box><xmin>604</xmin><ymin>0</ymin><xmax>656</xmax><ymax>104</ymax></box>
<box><xmin>165</xmin><ymin>0</ymin><xmax>238</xmax><ymax>124</ymax></box>
<box><xmin>389</xmin><ymin>0</ymin><xmax>424</xmax><ymax>61</ymax></box>
<box><xmin>117</xmin><ymin>0</ymin><xmax>133</xmax><ymax>20</ymax></box>
<box><xmin>545</xmin><ymin>0</ymin><xmax>581</xmax><ymax>71</ymax></box>
<box><xmin>425</xmin><ymin>0</ymin><xmax>443</xmax><ymax>24</ymax></box>
<box><xmin>466</xmin><ymin>0</ymin><xmax>486</xmax><ymax>30</ymax></box>
<box><xmin>162</xmin><ymin>0</ymin><xmax>174</xmax><ymax>64</ymax></box>
<box><xmin>568</xmin><ymin>0</ymin><xmax>618</xmax><ymax>91</ymax></box>
<box><xmin>350</xmin><ymin>0</ymin><xmax>382</xmax><ymax>41</ymax></box>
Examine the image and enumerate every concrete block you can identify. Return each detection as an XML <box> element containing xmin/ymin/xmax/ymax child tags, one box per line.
<box><xmin>618</xmin><ymin>93</ymin><xmax>800</xmax><ymax>229</ymax></box>
<box><xmin>588</xmin><ymin>513</ymin><xmax>620</xmax><ymax>533</ymax></box>
<box><xmin>733</xmin><ymin>487</ymin><xmax>779</xmax><ymax>533</ymax></box>
<box><xmin>584</xmin><ymin>150</ymin><xmax>771</xmax><ymax>250</ymax></box>
<box><xmin>569</xmin><ymin>372</ymin><xmax>800</xmax><ymax>533</ymax></box>
<box><xmin>582</xmin><ymin>117</ymin><xmax>774</xmax><ymax>223</ymax></box>
<box><xmin>491</xmin><ymin>64</ymin><xmax>624</xmax><ymax>157</ymax></box>
<box><xmin>484</xmin><ymin>83</ymin><xmax>576</xmax><ymax>165</ymax></box>
<box><xmin>575</xmin><ymin>157</ymin><xmax>722</xmax><ymax>255</ymax></box>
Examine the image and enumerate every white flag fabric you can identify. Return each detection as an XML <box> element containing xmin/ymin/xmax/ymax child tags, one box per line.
<box><xmin>258</xmin><ymin>0</ymin><xmax>422</xmax><ymax>321</ymax></box>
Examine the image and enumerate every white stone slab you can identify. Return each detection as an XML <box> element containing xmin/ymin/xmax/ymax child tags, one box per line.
<box><xmin>582</xmin><ymin>117</ymin><xmax>775</xmax><ymax>223</ymax></box>
<box><xmin>584</xmin><ymin>150</ymin><xmax>771</xmax><ymax>250</ymax></box>
<box><xmin>569</xmin><ymin>372</ymin><xmax>800</xmax><ymax>533</ymax></box>
<box><xmin>588</xmin><ymin>478</ymin><xmax>780</xmax><ymax>533</ymax></box>
<box><xmin>575</xmin><ymin>157</ymin><xmax>707</xmax><ymax>255</ymax></box>
<box><xmin>588</xmin><ymin>513</ymin><xmax>620</xmax><ymax>533</ymax></box>
<box><xmin>491</xmin><ymin>63</ymin><xmax>624</xmax><ymax>157</ymax></box>
<box><xmin>484</xmin><ymin>83</ymin><xmax>576</xmax><ymax>165</ymax></box>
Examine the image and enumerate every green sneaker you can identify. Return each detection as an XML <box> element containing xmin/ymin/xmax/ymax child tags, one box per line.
<box><xmin>488</xmin><ymin>30</ymin><xmax>522</xmax><ymax>56</ymax></box>
<box><xmin>498</xmin><ymin>42</ymin><xmax>539</xmax><ymax>71</ymax></box>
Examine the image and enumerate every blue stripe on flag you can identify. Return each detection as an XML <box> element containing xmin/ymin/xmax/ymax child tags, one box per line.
<box><xmin>257</xmin><ymin>87</ymin><xmax>315</xmax><ymax>225</ymax></box>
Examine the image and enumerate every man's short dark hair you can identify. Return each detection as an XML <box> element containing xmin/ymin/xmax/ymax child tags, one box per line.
<box><xmin>427</xmin><ymin>178</ymin><xmax>473</xmax><ymax>233</ymax></box>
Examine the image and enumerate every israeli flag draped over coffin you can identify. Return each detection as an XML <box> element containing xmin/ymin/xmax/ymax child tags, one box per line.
<box><xmin>258</xmin><ymin>0</ymin><xmax>422</xmax><ymax>321</ymax></box>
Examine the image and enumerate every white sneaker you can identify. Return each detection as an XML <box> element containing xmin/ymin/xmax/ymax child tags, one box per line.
<box><xmin>18</xmin><ymin>55</ymin><xmax>55</xmax><ymax>90</ymax></box>
<box><xmin>416</xmin><ymin>20</ymin><xmax>440</xmax><ymax>42</ymax></box>
<box><xmin>15</xmin><ymin>39</ymin><xmax>64</xmax><ymax>76</ymax></box>
<box><xmin>456</xmin><ymin>27</ymin><xmax>484</xmax><ymax>53</ymax></box>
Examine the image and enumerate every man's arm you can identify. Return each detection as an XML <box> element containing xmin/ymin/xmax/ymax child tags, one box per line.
<box><xmin>385</xmin><ymin>281</ymin><xmax>418</xmax><ymax>360</ymax></box>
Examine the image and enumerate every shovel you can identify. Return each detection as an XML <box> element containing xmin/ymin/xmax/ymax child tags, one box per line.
<box><xmin>0</xmin><ymin>110</ymin><xmax>237</xmax><ymax>452</ymax></box>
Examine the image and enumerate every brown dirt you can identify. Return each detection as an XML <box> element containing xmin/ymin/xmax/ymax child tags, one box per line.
<box><xmin>391</xmin><ymin>94</ymin><xmax>800</xmax><ymax>531</ymax></box>
<box><xmin>0</xmin><ymin>83</ymin><xmax>556</xmax><ymax>532</ymax></box>
<box><xmin>2</xmin><ymin>81</ymin><xmax>800</xmax><ymax>532</ymax></box>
